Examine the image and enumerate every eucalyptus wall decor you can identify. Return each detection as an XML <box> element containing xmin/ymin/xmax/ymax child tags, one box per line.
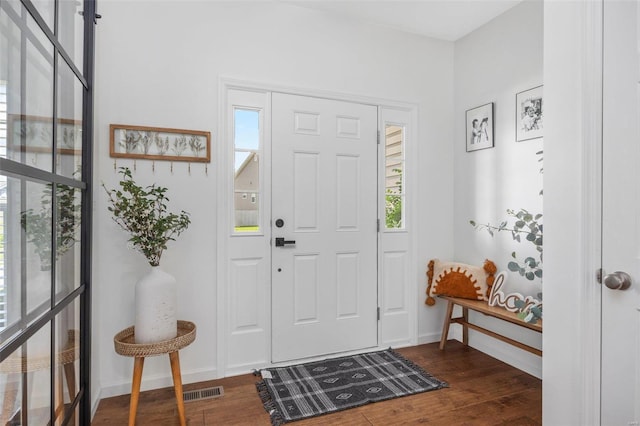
<box><xmin>470</xmin><ymin>150</ymin><xmax>543</xmax><ymax>282</ymax></box>
<box><xmin>470</xmin><ymin>209</ymin><xmax>543</xmax><ymax>281</ymax></box>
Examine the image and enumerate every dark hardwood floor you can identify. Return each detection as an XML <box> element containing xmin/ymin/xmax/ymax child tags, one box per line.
<box><xmin>91</xmin><ymin>341</ymin><xmax>542</xmax><ymax>425</ymax></box>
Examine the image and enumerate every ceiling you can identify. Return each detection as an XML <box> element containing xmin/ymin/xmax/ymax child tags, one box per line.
<box><xmin>280</xmin><ymin>0</ymin><xmax>524</xmax><ymax>41</ymax></box>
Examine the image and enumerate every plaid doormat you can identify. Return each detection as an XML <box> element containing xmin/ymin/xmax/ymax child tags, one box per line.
<box><xmin>256</xmin><ymin>349</ymin><xmax>447</xmax><ymax>425</ymax></box>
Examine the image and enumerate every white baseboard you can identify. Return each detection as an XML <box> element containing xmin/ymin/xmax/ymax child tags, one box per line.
<box><xmin>380</xmin><ymin>338</ymin><xmax>414</xmax><ymax>349</ymax></box>
<box><xmin>417</xmin><ymin>331</ymin><xmax>442</xmax><ymax>345</ymax></box>
<box><xmin>99</xmin><ymin>368</ymin><xmax>219</xmax><ymax>399</ymax></box>
<box><xmin>468</xmin><ymin>335</ymin><xmax>542</xmax><ymax>379</ymax></box>
<box><xmin>420</xmin><ymin>325</ymin><xmax>541</xmax><ymax>379</ymax></box>
<box><xmin>91</xmin><ymin>387</ymin><xmax>102</xmax><ymax>421</ymax></box>
<box><xmin>224</xmin><ymin>361</ymin><xmax>269</xmax><ymax>378</ymax></box>
<box><xmin>224</xmin><ymin>344</ymin><xmax>403</xmax><ymax>377</ymax></box>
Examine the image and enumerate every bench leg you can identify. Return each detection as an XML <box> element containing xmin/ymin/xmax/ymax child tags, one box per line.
<box><xmin>462</xmin><ymin>307</ymin><xmax>469</xmax><ymax>346</ymax></box>
<box><xmin>439</xmin><ymin>300</ymin><xmax>455</xmax><ymax>350</ymax></box>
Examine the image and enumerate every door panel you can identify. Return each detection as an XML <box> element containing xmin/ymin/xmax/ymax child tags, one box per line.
<box><xmin>602</xmin><ymin>0</ymin><xmax>640</xmax><ymax>423</ymax></box>
<box><xmin>271</xmin><ymin>93</ymin><xmax>378</xmax><ymax>363</ymax></box>
<box><xmin>293</xmin><ymin>152</ymin><xmax>319</xmax><ymax>231</ymax></box>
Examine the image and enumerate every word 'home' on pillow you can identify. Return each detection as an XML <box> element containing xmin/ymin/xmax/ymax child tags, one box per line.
<box><xmin>425</xmin><ymin>259</ymin><xmax>497</xmax><ymax>306</ymax></box>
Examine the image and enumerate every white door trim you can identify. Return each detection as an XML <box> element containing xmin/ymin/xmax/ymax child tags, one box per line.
<box><xmin>579</xmin><ymin>1</ymin><xmax>603</xmax><ymax>424</ymax></box>
<box><xmin>217</xmin><ymin>77</ymin><xmax>418</xmax><ymax>377</ymax></box>
<box><xmin>220</xmin><ymin>77</ymin><xmax>419</xmax><ymax>113</ymax></box>
<box><xmin>544</xmin><ymin>1</ymin><xmax>605</xmax><ymax>423</ymax></box>
<box><xmin>544</xmin><ymin>1</ymin><xmax>603</xmax><ymax>424</ymax></box>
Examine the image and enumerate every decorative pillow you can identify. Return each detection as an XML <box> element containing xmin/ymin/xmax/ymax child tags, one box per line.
<box><xmin>425</xmin><ymin>259</ymin><xmax>497</xmax><ymax>306</ymax></box>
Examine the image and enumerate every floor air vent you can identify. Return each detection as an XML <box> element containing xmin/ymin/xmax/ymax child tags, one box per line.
<box><xmin>183</xmin><ymin>386</ymin><xmax>224</xmax><ymax>402</ymax></box>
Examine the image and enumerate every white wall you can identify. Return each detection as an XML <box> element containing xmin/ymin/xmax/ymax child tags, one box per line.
<box><xmin>452</xmin><ymin>0</ymin><xmax>543</xmax><ymax>377</ymax></box>
<box><xmin>93</xmin><ymin>1</ymin><xmax>455</xmax><ymax>401</ymax></box>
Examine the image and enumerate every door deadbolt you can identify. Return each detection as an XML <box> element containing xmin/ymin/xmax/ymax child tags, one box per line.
<box><xmin>275</xmin><ymin>219</ymin><xmax>284</xmax><ymax>228</ymax></box>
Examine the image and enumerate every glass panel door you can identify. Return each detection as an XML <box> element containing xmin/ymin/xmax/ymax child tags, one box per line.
<box><xmin>0</xmin><ymin>0</ymin><xmax>95</xmax><ymax>424</ymax></box>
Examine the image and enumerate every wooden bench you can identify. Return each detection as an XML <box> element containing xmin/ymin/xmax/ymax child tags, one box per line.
<box><xmin>439</xmin><ymin>295</ymin><xmax>542</xmax><ymax>356</ymax></box>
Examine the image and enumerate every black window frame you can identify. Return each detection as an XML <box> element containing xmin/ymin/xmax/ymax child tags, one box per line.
<box><xmin>0</xmin><ymin>0</ymin><xmax>96</xmax><ymax>423</ymax></box>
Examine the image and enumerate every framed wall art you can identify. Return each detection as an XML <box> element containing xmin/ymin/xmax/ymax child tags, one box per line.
<box><xmin>109</xmin><ymin>124</ymin><xmax>211</xmax><ymax>163</ymax></box>
<box><xmin>516</xmin><ymin>85</ymin><xmax>543</xmax><ymax>141</ymax></box>
<box><xmin>466</xmin><ymin>102</ymin><xmax>494</xmax><ymax>152</ymax></box>
<box><xmin>7</xmin><ymin>114</ymin><xmax>82</xmax><ymax>155</ymax></box>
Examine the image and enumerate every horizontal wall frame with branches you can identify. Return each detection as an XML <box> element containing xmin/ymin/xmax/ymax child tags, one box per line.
<box><xmin>110</xmin><ymin>124</ymin><xmax>211</xmax><ymax>163</ymax></box>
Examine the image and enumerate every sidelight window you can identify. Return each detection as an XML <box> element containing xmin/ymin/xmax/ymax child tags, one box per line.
<box><xmin>233</xmin><ymin>108</ymin><xmax>261</xmax><ymax>233</ymax></box>
<box><xmin>384</xmin><ymin>124</ymin><xmax>405</xmax><ymax>229</ymax></box>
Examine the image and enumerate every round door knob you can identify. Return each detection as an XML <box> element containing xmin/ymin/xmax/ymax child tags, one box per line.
<box><xmin>603</xmin><ymin>271</ymin><xmax>632</xmax><ymax>290</ymax></box>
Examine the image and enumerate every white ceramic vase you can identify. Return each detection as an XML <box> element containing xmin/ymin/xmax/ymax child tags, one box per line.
<box><xmin>134</xmin><ymin>266</ymin><xmax>177</xmax><ymax>344</ymax></box>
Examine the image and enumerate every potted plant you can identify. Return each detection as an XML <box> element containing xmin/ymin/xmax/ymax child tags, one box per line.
<box><xmin>21</xmin><ymin>183</ymin><xmax>81</xmax><ymax>272</ymax></box>
<box><xmin>103</xmin><ymin>167</ymin><xmax>190</xmax><ymax>343</ymax></box>
<box><xmin>21</xmin><ymin>183</ymin><xmax>81</xmax><ymax>326</ymax></box>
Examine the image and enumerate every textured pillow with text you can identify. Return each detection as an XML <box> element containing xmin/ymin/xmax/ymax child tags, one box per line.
<box><xmin>425</xmin><ymin>259</ymin><xmax>497</xmax><ymax>306</ymax></box>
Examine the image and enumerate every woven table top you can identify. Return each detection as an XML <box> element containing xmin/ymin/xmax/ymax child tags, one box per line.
<box><xmin>0</xmin><ymin>329</ymin><xmax>78</xmax><ymax>373</ymax></box>
<box><xmin>114</xmin><ymin>320</ymin><xmax>196</xmax><ymax>357</ymax></box>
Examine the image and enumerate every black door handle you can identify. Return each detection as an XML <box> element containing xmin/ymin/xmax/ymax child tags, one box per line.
<box><xmin>275</xmin><ymin>237</ymin><xmax>296</xmax><ymax>247</ymax></box>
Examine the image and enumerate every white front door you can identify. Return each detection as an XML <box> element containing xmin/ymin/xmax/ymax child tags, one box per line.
<box><xmin>602</xmin><ymin>0</ymin><xmax>640</xmax><ymax>423</ymax></box>
<box><xmin>271</xmin><ymin>93</ymin><xmax>378</xmax><ymax>363</ymax></box>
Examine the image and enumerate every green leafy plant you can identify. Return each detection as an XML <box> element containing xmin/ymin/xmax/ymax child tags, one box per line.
<box><xmin>514</xmin><ymin>299</ymin><xmax>543</xmax><ymax>324</ymax></box>
<box><xmin>385</xmin><ymin>195</ymin><xmax>402</xmax><ymax>228</ymax></box>
<box><xmin>103</xmin><ymin>167</ymin><xmax>191</xmax><ymax>267</ymax></box>
<box><xmin>470</xmin><ymin>150</ymin><xmax>543</xmax><ymax>282</ymax></box>
<box><xmin>536</xmin><ymin>150</ymin><xmax>543</xmax><ymax>195</ymax></box>
<box><xmin>470</xmin><ymin>209</ymin><xmax>542</xmax><ymax>281</ymax></box>
<box><xmin>385</xmin><ymin>168</ymin><xmax>403</xmax><ymax>228</ymax></box>
<box><xmin>20</xmin><ymin>183</ymin><xmax>81</xmax><ymax>271</ymax></box>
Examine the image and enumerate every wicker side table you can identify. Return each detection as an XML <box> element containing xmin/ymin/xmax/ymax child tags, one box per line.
<box><xmin>0</xmin><ymin>330</ymin><xmax>79</xmax><ymax>424</ymax></box>
<box><xmin>114</xmin><ymin>320</ymin><xmax>196</xmax><ymax>426</ymax></box>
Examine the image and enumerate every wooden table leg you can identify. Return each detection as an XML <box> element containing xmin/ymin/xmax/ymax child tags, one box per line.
<box><xmin>439</xmin><ymin>300</ymin><xmax>455</xmax><ymax>350</ymax></box>
<box><xmin>54</xmin><ymin>366</ymin><xmax>64</xmax><ymax>422</ymax></box>
<box><xmin>2</xmin><ymin>374</ymin><xmax>18</xmax><ymax>423</ymax></box>
<box><xmin>462</xmin><ymin>307</ymin><xmax>469</xmax><ymax>346</ymax></box>
<box><xmin>64</xmin><ymin>362</ymin><xmax>77</xmax><ymax>425</ymax></box>
<box><xmin>129</xmin><ymin>357</ymin><xmax>145</xmax><ymax>426</ymax></box>
<box><xmin>169</xmin><ymin>351</ymin><xmax>186</xmax><ymax>426</ymax></box>
<box><xmin>63</xmin><ymin>362</ymin><xmax>76</xmax><ymax>402</ymax></box>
